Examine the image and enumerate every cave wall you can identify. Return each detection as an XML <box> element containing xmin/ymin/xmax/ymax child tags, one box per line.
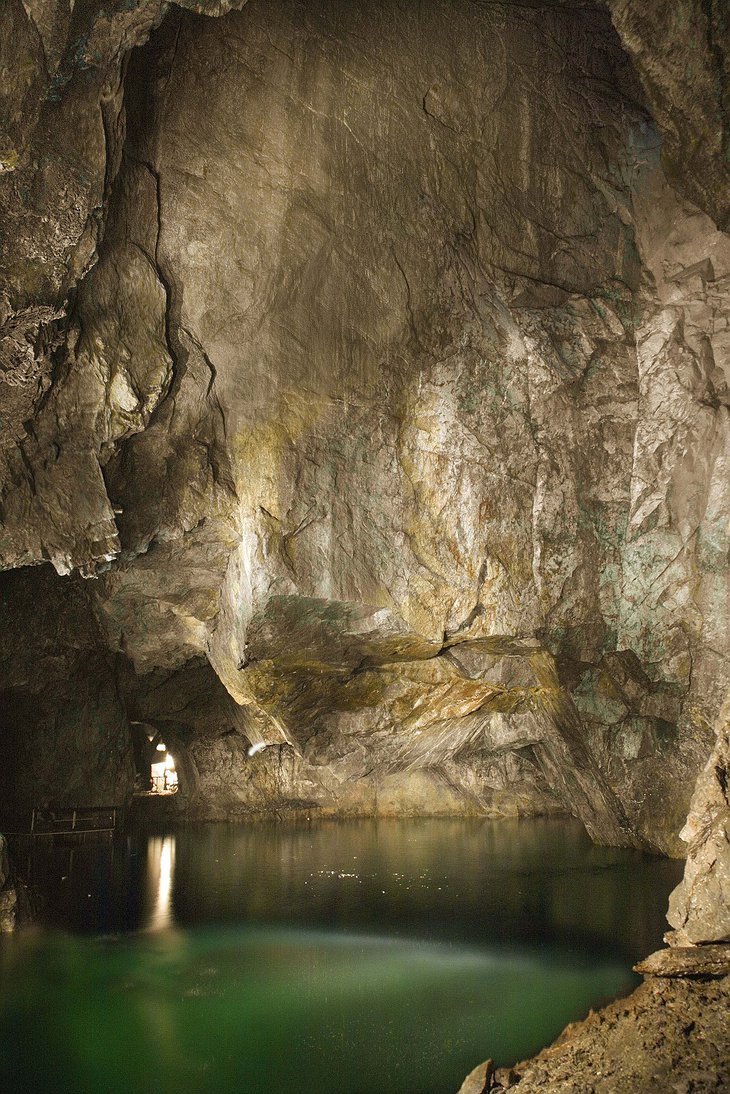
<box><xmin>0</xmin><ymin>566</ymin><xmax>134</xmax><ymax>818</ymax></box>
<box><xmin>122</xmin><ymin>653</ymin><xmax>565</xmax><ymax>821</ymax></box>
<box><xmin>607</xmin><ymin>0</ymin><xmax>730</xmax><ymax>233</ymax></box>
<box><xmin>0</xmin><ymin>0</ymin><xmax>728</xmax><ymax>867</ymax></box>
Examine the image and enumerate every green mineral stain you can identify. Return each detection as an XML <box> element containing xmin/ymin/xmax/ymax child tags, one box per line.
<box><xmin>593</xmin><ymin>282</ymin><xmax>640</xmax><ymax>335</ymax></box>
<box><xmin>697</xmin><ymin>523</ymin><xmax>730</xmax><ymax>574</ymax></box>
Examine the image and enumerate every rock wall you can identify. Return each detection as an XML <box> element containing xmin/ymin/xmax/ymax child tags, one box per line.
<box><xmin>0</xmin><ymin>0</ymin><xmax>728</xmax><ymax>857</ymax></box>
<box><xmin>0</xmin><ymin>566</ymin><xmax>134</xmax><ymax>815</ymax></box>
<box><xmin>667</xmin><ymin>700</ymin><xmax>730</xmax><ymax>944</ymax></box>
<box><xmin>122</xmin><ymin>653</ymin><xmax>564</xmax><ymax>820</ymax></box>
<box><xmin>0</xmin><ymin>834</ymin><xmax>17</xmax><ymax>932</ymax></box>
<box><xmin>607</xmin><ymin>0</ymin><xmax>730</xmax><ymax>232</ymax></box>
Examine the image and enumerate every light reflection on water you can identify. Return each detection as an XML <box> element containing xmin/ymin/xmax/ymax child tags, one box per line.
<box><xmin>145</xmin><ymin>835</ymin><xmax>176</xmax><ymax>933</ymax></box>
<box><xmin>0</xmin><ymin>818</ymin><xmax>683</xmax><ymax>1094</ymax></box>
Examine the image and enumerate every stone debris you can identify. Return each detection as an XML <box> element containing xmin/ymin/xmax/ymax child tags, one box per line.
<box><xmin>457</xmin><ymin>1058</ymin><xmax>494</xmax><ymax>1094</ymax></box>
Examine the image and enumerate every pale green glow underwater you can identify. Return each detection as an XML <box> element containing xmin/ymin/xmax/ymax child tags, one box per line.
<box><xmin>0</xmin><ymin>820</ymin><xmax>682</xmax><ymax>1094</ymax></box>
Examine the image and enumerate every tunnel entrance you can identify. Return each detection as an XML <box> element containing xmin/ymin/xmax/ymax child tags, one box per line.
<box><xmin>131</xmin><ymin>723</ymin><xmax>178</xmax><ymax>796</ymax></box>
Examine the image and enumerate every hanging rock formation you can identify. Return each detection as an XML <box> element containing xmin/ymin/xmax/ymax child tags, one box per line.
<box><xmin>0</xmin><ymin>0</ymin><xmax>728</xmax><ymax>863</ymax></box>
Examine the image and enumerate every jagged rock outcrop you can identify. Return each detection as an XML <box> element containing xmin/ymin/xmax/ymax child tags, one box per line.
<box><xmin>667</xmin><ymin>703</ymin><xmax>730</xmax><ymax>944</ymax></box>
<box><xmin>2</xmin><ymin>8</ymin><xmax>729</xmax><ymax>1092</ymax></box>
<box><xmin>607</xmin><ymin>0</ymin><xmax>730</xmax><ymax>232</ymax></box>
<box><xmin>0</xmin><ymin>0</ymin><xmax>728</xmax><ymax>857</ymax></box>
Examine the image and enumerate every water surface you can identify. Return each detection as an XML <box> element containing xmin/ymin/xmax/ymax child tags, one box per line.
<box><xmin>0</xmin><ymin>818</ymin><xmax>682</xmax><ymax>1094</ymax></box>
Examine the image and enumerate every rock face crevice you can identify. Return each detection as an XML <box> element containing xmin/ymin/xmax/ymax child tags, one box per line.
<box><xmin>0</xmin><ymin>0</ymin><xmax>728</xmax><ymax>874</ymax></box>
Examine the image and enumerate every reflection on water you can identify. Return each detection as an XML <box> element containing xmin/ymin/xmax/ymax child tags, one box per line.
<box><xmin>145</xmin><ymin>836</ymin><xmax>176</xmax><ymax>933</ymax></box>
<box><xmin>0</xmin><ymin>819</ymin><xmax>683</xmax><ymax>1094</ymax></box>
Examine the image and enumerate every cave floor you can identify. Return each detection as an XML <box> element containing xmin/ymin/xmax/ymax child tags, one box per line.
<box><xmin>484</xmin><ymin>968</ymin><xmax>730</xmax><ymax>1094</ymax></box>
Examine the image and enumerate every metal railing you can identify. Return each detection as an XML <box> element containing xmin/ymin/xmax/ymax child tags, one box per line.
<box><xmin>150</xmin><ymin>774</ymin><xmax>178</xmax><ymax>794</ymax></box>
<box><xmin>26</xmin><ymin>805</ymin><xmax>123</xmax><ymax>836</ymax></box>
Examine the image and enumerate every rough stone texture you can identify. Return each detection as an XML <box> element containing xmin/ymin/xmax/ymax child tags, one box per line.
<box><xmin>0</xmin><ymin>834</ymin><xmax>17</xmax><ymax>932</ymax></box>
<box><xmin>458</xmin><ymin>1058</ymin><xmax>495</xmax><ymax>1094</ymax></box>
<box><xmin>635</xmin><ymin>944</ymin><xmax>730</xmax><ymax>978</ymax></box>
<box><xmin>122</xmin><ymin>650</ymin><xmax>564</xmax><ymax>820</ymax></box>
<box><xmin>0</xmin><ymin>0</ymin><xmax>252</xmax><ymax>566</ymax></box>
<box><xmin>667</xmin><ymin>704</ymin><xmax>730</xmax><ymax>944</ymax></box>
<box><xmin>0</xmin><ymin>0</ymin><xmax>728</xmax><ymax>852</ymax></box>
<box><xmin>607</xmin><ymin>0</ymin><xmax>730</xmax><ymax>231</ymax></box>
<box><xmin>1</xmin><ymin>2</ymin><xmax>728</xmax><ymax>1088</ymax></box>
<box><xmin>94</xmin><ymin>2</ymin><xmax>729</xmax><ymax>849</ymax></box>
<box><xmin>469</xmin><ymin>974</ymin><xmax>730</xmax><ymax>1093</ymax></box>
<box><xmin>0</xmin><ymin>566</ymin><xmax>135</xmax><ymax>815</ymax></box>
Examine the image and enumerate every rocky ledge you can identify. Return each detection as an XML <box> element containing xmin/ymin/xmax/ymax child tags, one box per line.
<box><xmin>459</xmin><ymin>947</ymin><xmax>730</xmax><ymax>1094</ymax></box>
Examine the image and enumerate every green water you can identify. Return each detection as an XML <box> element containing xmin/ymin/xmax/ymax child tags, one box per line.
<box><xmin>0</xmin><ymin>818</ymin><xmax>682</xmax><ymax>1094</ymax></box>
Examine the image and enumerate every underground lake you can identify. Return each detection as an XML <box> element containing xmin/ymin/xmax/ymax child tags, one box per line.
<box><xmin>0</xmin><ymin>818</ymin><xmax>682</xmax><ymax>1094</ymax></box>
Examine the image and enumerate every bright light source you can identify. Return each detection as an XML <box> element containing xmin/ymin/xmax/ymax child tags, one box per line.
<box><xmin>149</xmin><ymin>749</ymin><xmax>178</xmax><ymax>794</ymax></box>
<box><xmin>247</xmin><ymin>741</ymin><xmax>266</xmax><ymax>757</ymax></box>
<box><xmin>156</xmin><ymin>742</ymin><xmax>166</xmax><ymax>751</ymax></box>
